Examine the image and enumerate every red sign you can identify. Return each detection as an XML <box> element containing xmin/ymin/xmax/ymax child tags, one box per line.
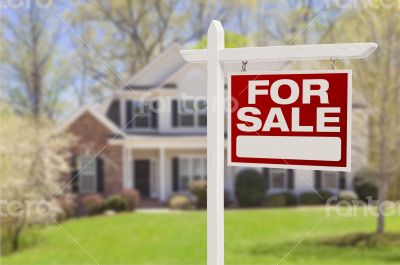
<box><xmin>228</xmin><ymin>70</ymin><xmax>352</xmax><ymax>171</ymax></box>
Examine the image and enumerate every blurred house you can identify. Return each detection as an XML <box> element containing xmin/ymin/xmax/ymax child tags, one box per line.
<box><xmin>60</xmin><ymin>44</ymin><xmax>368</xmax><ymax>204</ymax></box>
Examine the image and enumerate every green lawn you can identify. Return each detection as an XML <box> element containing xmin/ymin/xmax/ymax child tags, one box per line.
<box><xmin>2</xmin><ymin>207</ymin><xmax>400</xmax><ymax>265</ymax></box>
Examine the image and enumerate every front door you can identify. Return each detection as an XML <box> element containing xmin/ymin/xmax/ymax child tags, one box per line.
<box><xmin>134</xmin><ymin>160</ymin><xmax>151</xmax><ymax>197</ymax></box>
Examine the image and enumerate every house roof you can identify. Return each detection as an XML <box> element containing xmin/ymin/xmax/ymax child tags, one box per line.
<box><xmin>124</xmin><ymin>43</ymin><xmax>186</xmax><ymax>90</ymax></box>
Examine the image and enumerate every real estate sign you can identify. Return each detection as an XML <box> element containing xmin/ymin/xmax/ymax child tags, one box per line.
<box><xmin>228</xmin><ymin>70</ymin><xmax>352</xmax><ymax>171</ymax></box>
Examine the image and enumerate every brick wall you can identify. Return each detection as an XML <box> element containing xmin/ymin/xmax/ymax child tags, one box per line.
<box><xmin>65</xmin><ymin>111</ymin><xmax>123</xmax><ymax>196</ymax></box>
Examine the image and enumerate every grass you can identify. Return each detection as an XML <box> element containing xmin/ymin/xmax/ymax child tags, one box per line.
<box><xmin>1</xmin><ymin>207</ymin><xmax>400</xmax><ymax>265</ymax></box>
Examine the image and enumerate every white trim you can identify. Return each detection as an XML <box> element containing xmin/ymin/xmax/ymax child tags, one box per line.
<box><xmin>58</xmin><ymin>105</ymin><xmax>126</xmax><ymax>137</ymax></box>
<box><xmin>227</xmin><ymin>69</ymin><xmax>352</xmax><ymax>172</ymax></box>
<box><xmin>180</xmin><ymin>43</ymin><xmax>378</xmax><ymax>62</ymax></box>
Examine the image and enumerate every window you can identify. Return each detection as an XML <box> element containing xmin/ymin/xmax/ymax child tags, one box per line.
<box><xmin>198</xmin><ymin>100</ymin><xmax>207</xmax><ymax>127</ymax></box>
<box><xmin>321</xmin><ymin>171</ymin><xmax>338</xmax><ymax>190</ymax></box>
<box><xmin>270</xmin><ymin>169</ymin><xmax>286</xmax><ymax>189</ymax></box>
<box><xmin>179</xmin><ymin>157</ymin><xmax>207</xmax><ymax>190</ymax></box>
<box><xmin>132</xmin><ymin>101</ymin><xmax>151</xmax><ymax>128</ymax></box>
<box><xmin>179</xmin><ymin>100</ymin><xmax>195</xmax><ymax>126</ymax></box>
<box><xmin>178</xmin><ymin>99</ymin><xmax>207</xmax><ymax>128</ymax></box>
<box><xmin>79</xmin><ymin>156</ymin><xmax>97</xmax><ymax>193</ymax></box>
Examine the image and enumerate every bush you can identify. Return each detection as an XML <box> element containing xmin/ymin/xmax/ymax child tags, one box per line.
<box><xmin>82</xmin><ymin>194</ymin><xmax>104</xmax><ymax>216</ymax></box>
<box><xmin>57</xmin><ymin>193</ymin><xmax>77</xmax><ymax>220</ymax></box>
<box><xmin>235</xmin><ymin>169</ymin><xmax>266</xmax><ymax>207</ymax></box>
<box><xmin>264</xmin><ymin>193</ymin><xmax>287</xmax><ymax>207</ymax></box>
<box><xmin>120</xmin><ymin>189</ymin><xmax>140</xmax><ymax>211</ymax></box>
<box><xmin>355</xmin><ymin>183</ymin><xmax>378</xmax><ymax>202</ymax></box>
<box><xmin>168</xmin><ymin>194</ymin><xmax>192</xmax><ymax>210</ymax></box>
<box><xmin>299</xmin><ymin>192</ymin><xmax>323</xmax><ymax>205</ymax></box>
<box><xmin>318</xmin><ymin>190</ymin><xmax>335</xmax><ymax>203</ymax></box>
<box><xmin>104</xmin><ymin>195</ymin><xmax>128</xmax><ymax>212</ymax></box>
<box><xmin>189</xmin><ymin>180</ymin><xmax>207</xmax><ymax>209</ymax></box>
<box><xmin>338</xmin><ymin>190</ymin><xmax>359</xmax><ymax>203</ymax></box>
<box><xmin>353</xmin><ymin>168</ymin><xmax>378</xmax><ymax>201</ymax></box>
<box><xmin>282</xmin><ymin>192</ymin><xmax>297</xmax><ymax>206</ymax></box>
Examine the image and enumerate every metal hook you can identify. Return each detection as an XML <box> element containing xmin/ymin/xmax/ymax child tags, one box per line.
<box><xmin>241</xmin><ymin>61</ymin><xmax>248</xmax><ymax>72</ymax></box>
<box><xmin>330</xmin><ymin>58</ymin><xmax>337</xmax><ymax>70</ymax></box>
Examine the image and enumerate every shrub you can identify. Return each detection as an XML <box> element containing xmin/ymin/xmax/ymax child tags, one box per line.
<box><xmin>264</xmin><ymin>193</ymin><xmax>286</xmax><ymax>207</ymax></box>
<box><xmin>82</xmin><ymin>194</ymin><xmax>104</xmax><ymax>216</ymax></box>
<box><xmin>168</xmin><ymin>194</ymin><xmax>192</xmax><ymax>210</ymax></box>
<box><xmin>57</xmin><ymin>193</ymin><xmax>77</xmax><ymax>220</ymax></box>
<box><xmin>282</xmin><ymin>192</ymin><xmax>297</xmax><ymax>206</ymax></box>
<box><xmin>104</xmin><ymin>195</ymin><xmax>128</xmax><ymax>212</ymax></box>
<box><xmin>338</xmin><ymin>190</ymin><xmax>359</xmax><ymax>203</ymax></box>
<box><xmin>353</xmin><ymin>168</ymin><xmax>378</xmax><ymax>201</ymax></box>
<box><xmin>120</xmin><ymin>189</ymin><xmax>140</xmax><ymax>211</ymax></box>
<box><xmin>189</xmin><ymin>180</ymin><xmax>207</xmax><ymax>209</ymax></box>
<box><xmin>235</xmin><ymin>169</ymin><xmax>266</xmax><ymax>207</ymax></box>
<box><xmin>299</xmin><ymin>192</ymin><xmax>323</xmax><ymax>205</ymax></box>
<box><xmin>355</xmin><ymin>183</ymin><xmax>378</xmax><ymax>202</ymax></box>
<box><xmin>318</xmin><ymin>190</ymin><xmax>335</xmax><ymax>203</ymax></box>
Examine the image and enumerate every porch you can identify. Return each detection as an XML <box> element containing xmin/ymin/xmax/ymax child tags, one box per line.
<box><xmin>112</xmin><ymin>135</ymin><xmax>235</xmax><ymax>202</ymax></box>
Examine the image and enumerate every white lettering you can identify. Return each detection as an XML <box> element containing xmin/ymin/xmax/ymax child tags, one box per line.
<box><xmin>237</xmin><ymin>107</ymin><xmax>262</xmax><ymax>132</ymax></box>
<box><xmin>303</xmin><ymin>79</ymin><xmax>329</xmax><ymax>104</ymax></box>
<box><xmin>317</xmin><ymin>107</ymin><xmax>340</xmax><ymax>132</ymax></box>
<box><xmin>262</xmin><ymin>107</ymin><xmax>289</xmax><ymax>132</ymax></box>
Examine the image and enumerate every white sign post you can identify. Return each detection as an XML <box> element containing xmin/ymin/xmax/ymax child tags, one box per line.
<box><xmin>206</xmin><ymin>21</ymin><xmax>225</xmax><ymax>265</ymax></box>
<box><xmin>180</xmin><ymin>20</ymin><xmax>377</xmax><ymax>265</ymax></box>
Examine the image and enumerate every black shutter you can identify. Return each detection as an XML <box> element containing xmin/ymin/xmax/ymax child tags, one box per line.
<box><xmin>172</xmin><ymin>99</ymin><xmax>178</xmax><ymax>127</ymax></box>
<box><xmin>151</xmin><ymin>100</ymin><xmax>158</xmax><ymax>129</ymax></box>
<box><xmin>126</xmin><ymin>100</ymin><xmax>133</xmax><ymax>128</ymax></box>
<box><xmin>172</xmin><ymin>157</ymin><xmax>179</xmax><ymax>192</ymax></box>
<box><xmin>106</xmin><ymin>100</ymin><xmax>121</xmax><ymax>127</ymax></box>
<box><xmin>96</xmin><ymin>157</ymin><xmax>104</xmax><ymax>193</ymax></box>
<box><xmin>287</xmin><ymin>169</ymin><xmax>294</xmax><ymax>190</ymax></box>
<box><xmin>314</xmin><ymin>171</ymin><xmax>322</xmax><ymax>190</ymax></box>
<box><xmin>339</xmin><ymin>172</ymin><xmax>347</xmax><ymax>190</ymax></box>
<box><xmin>262</xmin><ymin>168</ymin><xmax>270</xmax><ymax>190</ymax></box>
<box><xmin>71</xmin><ymin>155</ymin><xmax>79</xmax><ymax>193</ymax></box>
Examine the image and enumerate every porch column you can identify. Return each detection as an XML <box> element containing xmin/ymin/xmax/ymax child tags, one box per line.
<box><xmin>123</xmin><ymin>146</ymin><xmax>133</xmax><ymax>189</ymax></box>
<box><xmin>159</xmin><ymin>148</ymin><xmax>166</xmax><ymax>201</ymax></box>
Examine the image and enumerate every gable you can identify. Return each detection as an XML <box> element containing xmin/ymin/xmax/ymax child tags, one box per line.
<box><xmin>59</xmin><ymin>106</ymin><xmax>125</xmax><ymax>137</ymax></box>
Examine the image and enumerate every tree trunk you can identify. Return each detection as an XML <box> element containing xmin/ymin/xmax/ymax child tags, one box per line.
<box><xmin>376</xmin><ymin>193</ymin><xmax>386</xmax><ymax>234</ymax></box>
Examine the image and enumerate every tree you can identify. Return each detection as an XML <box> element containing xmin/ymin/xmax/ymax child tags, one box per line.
<box><xmin>254</xmin><ymin>0</ymin><xmax>343</xmax><ymax>46</ymax></box>
<box><xmin>1</xmin><ymin>3</ymin><xmax>71</xmax><ymax>119</ymax></box>
<box><xmin>194</xmin><ymin>31</ymin><xmax>251</xmax><ymax>48</ymax></box>
<box><xmin>329</xmin><ymin>7</ymin><xmax>400</xmax><ymax>234</ymax></box>
<box><xmin>0</xmin><ymin>104</ymin><xmax>74</xmax><ymax>253</ymax></box>
<box><xmin>67</xmin><ymin>0</ymin><xmax>244</xmax><ymax>97</ymax></box>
